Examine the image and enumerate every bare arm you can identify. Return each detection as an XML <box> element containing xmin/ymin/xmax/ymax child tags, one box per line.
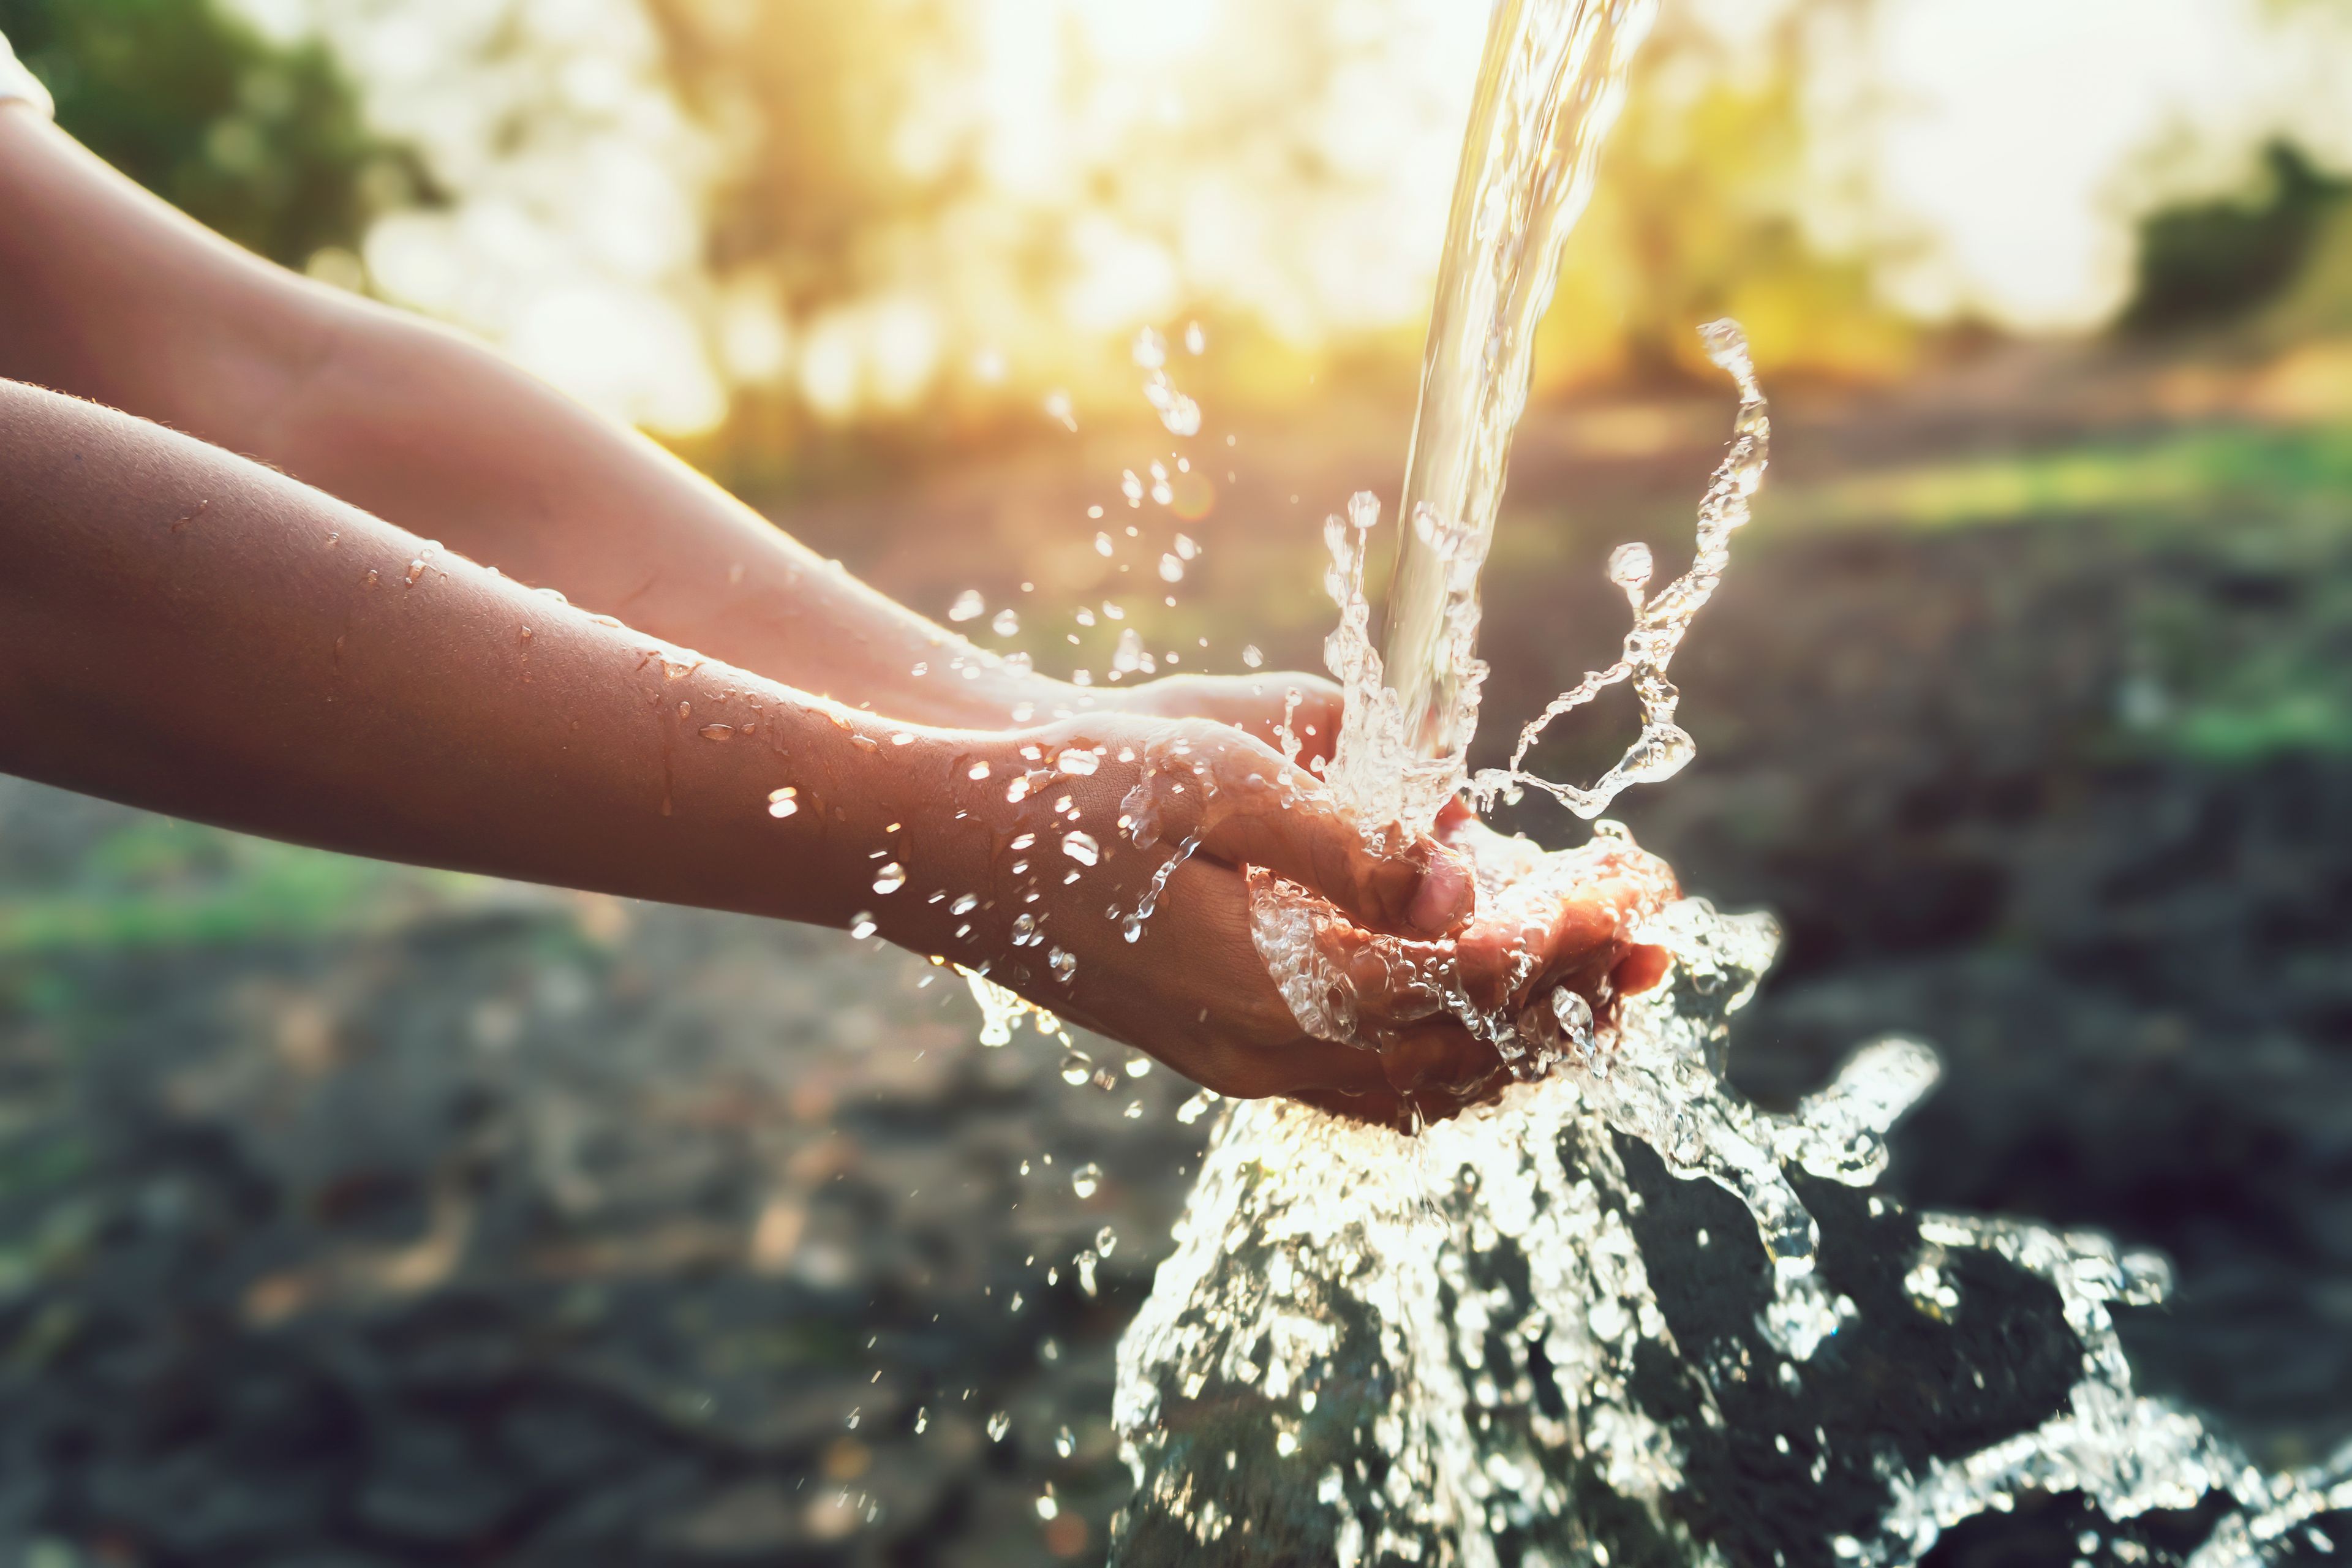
<box><xmin>0</xmin><ymin>104</ymin><xmax>1054</xmax><ymax>726</ymax></box>
<box><xmin>0</xmin><ymin>379</ymin><xmax>1493</xmax><ymax>1118</ymax></box>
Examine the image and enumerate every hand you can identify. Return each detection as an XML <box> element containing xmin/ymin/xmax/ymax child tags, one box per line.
<box><xmin>1240</xmin><ymin>807</ymin><xmax>1678</xmax><ymax>1121</ymax></box>
<box><xmin>873</xmin><ymin>709</ymin><xmax>1476</xmax><ymax>1126</ymax></box>
<box><xmin>1092</xmin><ymin>671</ymin><xmax>1345</xmax><ymax>768</ymax></box>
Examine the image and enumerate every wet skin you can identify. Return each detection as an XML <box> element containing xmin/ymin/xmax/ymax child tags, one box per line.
<box><xmin>0</xmin><ymin>102</ymin><xmax>1661</xmax><ymax>1128</ymax></box>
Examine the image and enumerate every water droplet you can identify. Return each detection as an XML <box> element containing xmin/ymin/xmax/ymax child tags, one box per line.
<box><xmin>1061</xmin><ymin>831</ymin><xmax>1100</xmax><ymax>866</ymax></box>
<box><xmin>699</xmin><ymin>723</ymin><xmax>734</xmax><ymax>741</ymax></box>
<box><xmin>1184</xmin><ymin>320</ymin><xmax>1207</xmax><ymax>355</ymax></box>
<box><xmin>889</xmin><ymin>731</ymin><xmax>914</xmax><ymax>746</ymax></box>
<box><xmin>1124</xmin><ymin>1054</ymin><xmax>1151</xmax><ymax>1078</ymax></box>
<box><xmin>1112</xmin><ymin>627</ymin><xmax>1147</xmax><ymax>674</ymax></box>
<box><xmin>767</xmin><ymin>786</ymin><xmax>799</xmax><ymax>818</ymax></box>
<box><xmin>1060</xmin><ymin>1050</ymin><xmax>1094</xmax><ymax>1087</ymax></box>
<box><xmin>949</xmin><ymin>894</ymin><xmax>979</xmax><ymax>918</ymax></box>
<box><xmin>1242</xmin><ymin>644</ymin><xmax>1264</xmax><ymax>669</ymax></box>
<box><xmin>1010</xmin><ymin>832</ymin><xmax>1036</xmax><ymax>850</ymax></box>
<box><xmin>1011</xmin><ymin>913</ymin><xmax>1041</xmax><ymax>946</ymax></box>
<box><xmin>1175</xmin><ymin>1089</ymin><xmax>1218</xmax><ymax>1125</ymax></box>
<box><xmin>986</xmin><ymin>1411</ymin><xmax>1011</xmax><ymax>1442</ymax></box>
<box><xmin>1174</xmin><ymin>533</ymin><xmax>1199</xmax><ymax>560</ymax></box>
<box><xmin>1094</xmin><ymin>532</ymin><xmax>1115</xmax><ymax>557</ymax></box>
<box><xmin>1158</xmin><ymin>553</ymin><xmax>1185</xmax><ymax>583</ymax></box>
<box><xmin>1551</xmin><ymin>988</ymin><xmax>1596</xmax><ymax>1053</ymax></box>
<box><xmin>1070</xmin><ymin>1163</ymin><xmax>1102</xmax><ymax>1199</ymax></box>
<box><xmin>914</xmin><ymin>1407</ymin><xmax>929</xmax><ymax>1434</ymax></box>
<box><xmin>1042</xmin><ymin>390</ymin><xmax>1077</xmax><ymax>432</ymax></box>
<box><xmin>1120</xmin><ymin>470</ymin><xmax>1144</xmax><ymax>506</ymax></box>
<box><xmin>848</xmin><ymin>911</ymin><xmax>878</xmax><ymax>940</ymax></box>
<box><xmin>1607</xmin><ymin>541</ymin><xmax>1654</xmax><ymax>592</ymax></box>
<box><xmin>991</xmin><ymin>608</ymin><xmax>1020</xmax><ymax>636</ymax></box>
<box><xmin>1123</xmin><ymin>1098</ymin><xmax>1144</xmax><ymax>1120</ymax></box>
<box><xmin>1132</xmin><ymin>326</ymin><xmax>1165</xmax><ymax>368</ymax></box>
<box><xmin>1048</xmin><ymin>946</ymin><xmax>1077</xmax><ymax>981</ymax></box>
<box><xmin>1055</xmin><ymin>1425</ymin><xmax>1076</xmax><ymax>1458</ymax></box>
<box><xmin>948</xmin><ymin>589</ymin><xmax>984</xmax><ymax>622</ymax></box>
<box><xmin>1095</xmin><ymin>1225</ymin><xmax>1118</xmax><ymax>1257</ymax></box>
<box><xmin>873</xmin><ymin>862</ymin><xmax>906</xmax><ymax>895</ymax></box>
<box><xmin>1057</xmin><ymin>749</ymin><xmax>1099</xmax><ymax>777</ymax></box>
<box><xmin>1142</xmin><ymin>371</ymin><xmax>1202</xmax><ymax>437</ymax></box>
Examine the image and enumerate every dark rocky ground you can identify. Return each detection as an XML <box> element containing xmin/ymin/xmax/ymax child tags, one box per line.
<box><xmin>4</xmin><ymin>344</ymin><xmax>2351</xmax><ymax>1565</ymax></box>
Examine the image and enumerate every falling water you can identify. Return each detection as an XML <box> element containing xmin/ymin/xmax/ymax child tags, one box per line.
<box><xmin>1105</xmin><ymin>0</ymin><xmax>2352</xmax><ymax>1563</ymax></box>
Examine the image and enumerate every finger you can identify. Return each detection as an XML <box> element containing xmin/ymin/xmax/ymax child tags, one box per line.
<box><xmin>1453</xmin><ymin>846</ymin><xmax>1677</xmax><ymax>1006</ymax></box>
<box><xmin>1202</xmin><ymin>789</ymin><xmax>1474</xmax><ymax>937</ymax></box>
<box><xmin>1373</xmin><ymin>1018</ymin><xmax>1507</xmax><ymax>1103</ymax></box>
<box><xmin>1137</xmin><ymin>723</ymin><xmax>1472</xmax><ymax>936</ymax></box>
<box><xmin>1148</xmin><ymin>673</ymin><xmax>1344</xmax><ymax>766</ymax></box>
<box><xmin>1313</xmin><ymin>918</ymin><xmax>1449</xmax><ymax>1028</ymax></box>
<box><xmin>1612</xmin><ymin>941</ymin><xmax>1672</xmax><ymax>997</ymax></box>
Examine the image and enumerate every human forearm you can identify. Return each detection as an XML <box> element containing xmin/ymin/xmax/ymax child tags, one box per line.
<box><xmin>0</xmin><ymin>107</ymin><xmax>1060</xmax><ymax>727</ymax></box>
<box><xmin>0</xmin><ymin>379</ymin><xmax>1471</xmax><ymax>1112</ymax></box>
<box><xmin>0</xmin><ymin>377</ymin><xmax>933</xmax><ymax>927</ymax></box>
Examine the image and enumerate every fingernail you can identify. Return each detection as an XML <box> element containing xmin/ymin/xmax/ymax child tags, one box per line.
<box><xmin>1407</xmin><ymin>848</ymin><xmax>1474</xmax><ymax>934</ymax></box>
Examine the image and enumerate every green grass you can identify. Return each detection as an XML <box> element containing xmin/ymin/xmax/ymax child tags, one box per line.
<box><xmin>0</xmin><ymin>817</ymin><xmax>489</xmax><ymax>956</ymax></box>
<box><xmin>1787</xmin><ymin>423</ymin><xmax>2352</xmax><ymax>535</ymax></box>
<box><xmin>1780</xmin><ymin>420</ymin><xmax>2352</xmax><ymax>763</ymax></box>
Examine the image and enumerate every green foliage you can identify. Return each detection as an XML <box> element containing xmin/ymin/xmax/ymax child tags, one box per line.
<box><xmin>1798</xmin><ymin>424</ymin><xmax>2352</xmax><ymax>533</ymax></box>
<box><xmin>0</xmin><ymin>817</ymin><xmax>484</xmax><ymax>955</ymax></box>
<box><xmin>1779</xmin><ymin>424</ymin><xmax>2352</xmax><ymax>764</ymax></box>
<box><xmin>2122</xmin><ymin>142</ymin><xmax>2351</xmax><ymax>334</ymax></box>
<box><xmin>0</xmin><ymin>0</ymin><xmax>411</xmax><ymax>268</ymax></box>
<box><xmin>1529</xmin><ymin>3</ymin><xmax>1917</xmax><ymax>391</ymax></box>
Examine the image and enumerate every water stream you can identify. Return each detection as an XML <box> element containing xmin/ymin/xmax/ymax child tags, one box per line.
<box><xmin>1104</xmin><ymin>1</ymin><xmax>2352</xmax><ymax>1562</ymax></box>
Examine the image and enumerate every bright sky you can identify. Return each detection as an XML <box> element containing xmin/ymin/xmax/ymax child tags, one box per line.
<box><xmin>1841</xmin><ymin>0</ymin><xmax>2352</xmax><ymax>328</ymax></box>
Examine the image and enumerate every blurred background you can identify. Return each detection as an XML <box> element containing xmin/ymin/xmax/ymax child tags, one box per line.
<box><xmin>6</xmin><ymin>0</ymin><xmax>2352</xmax><ymax>1562</ymax></box>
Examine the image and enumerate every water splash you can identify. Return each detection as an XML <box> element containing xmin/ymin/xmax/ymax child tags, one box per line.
<box><xmin>1103</xmin><ymin>0</ymin><xmax>2352</xmax><ymax>1558</ymax></box>
<box><xmin>1469</xmin><ymin>321</ymin><xmax>1765</xmax><ymax>820</ymax></box>
<box><xmin>1378</xmin><ymin>0</ymin><xmax>1664</xmax><ymax>780</ymax></box>
<box><xmin>1119</xmin><ymin>899</ymin><xmax>2352</xmax><ymax>1566</ymax></box>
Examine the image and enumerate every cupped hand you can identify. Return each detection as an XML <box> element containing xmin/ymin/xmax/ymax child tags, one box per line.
<box><xmin>1240</xmin><ymin>809</ymin><xmax>1679</xmax><ymax>1121</ymax></box>
<box><xmin>881</xmin><ymin>709</ymin><xmax>1474</xmax><ymax>1126</ymax></box>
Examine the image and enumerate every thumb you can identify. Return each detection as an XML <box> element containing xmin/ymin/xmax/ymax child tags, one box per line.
<box><xmin>1196</xmin><ymin>770</ymin><xmax>1474</xmax><ymax>937</ymax></box>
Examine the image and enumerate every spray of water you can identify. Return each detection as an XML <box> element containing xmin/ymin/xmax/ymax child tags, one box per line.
<box><xmin>1102</xmin><ymin>0</ymin><xmax>2352</xmax><ymax>1561</ymax></box>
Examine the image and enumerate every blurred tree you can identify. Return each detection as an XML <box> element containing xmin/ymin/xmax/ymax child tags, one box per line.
<box><xmin>641</xmin><ymin>0</ymin><xmax>1922</xmax><ymax>450</ymax></box>
<box><xmin>1532</xmin><ymin>1</ymin><xmax>1916</xmax><ymax>393</ymax></box>
<box><xmin>2122</xmin><ymin>141</ymin><xmax>2351</xmax><ymax>335</ymax></box>
<box><xmin>0</xmin><ymin>0</ymin><xmax>418</xmax><ymax>273</ymax></box>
